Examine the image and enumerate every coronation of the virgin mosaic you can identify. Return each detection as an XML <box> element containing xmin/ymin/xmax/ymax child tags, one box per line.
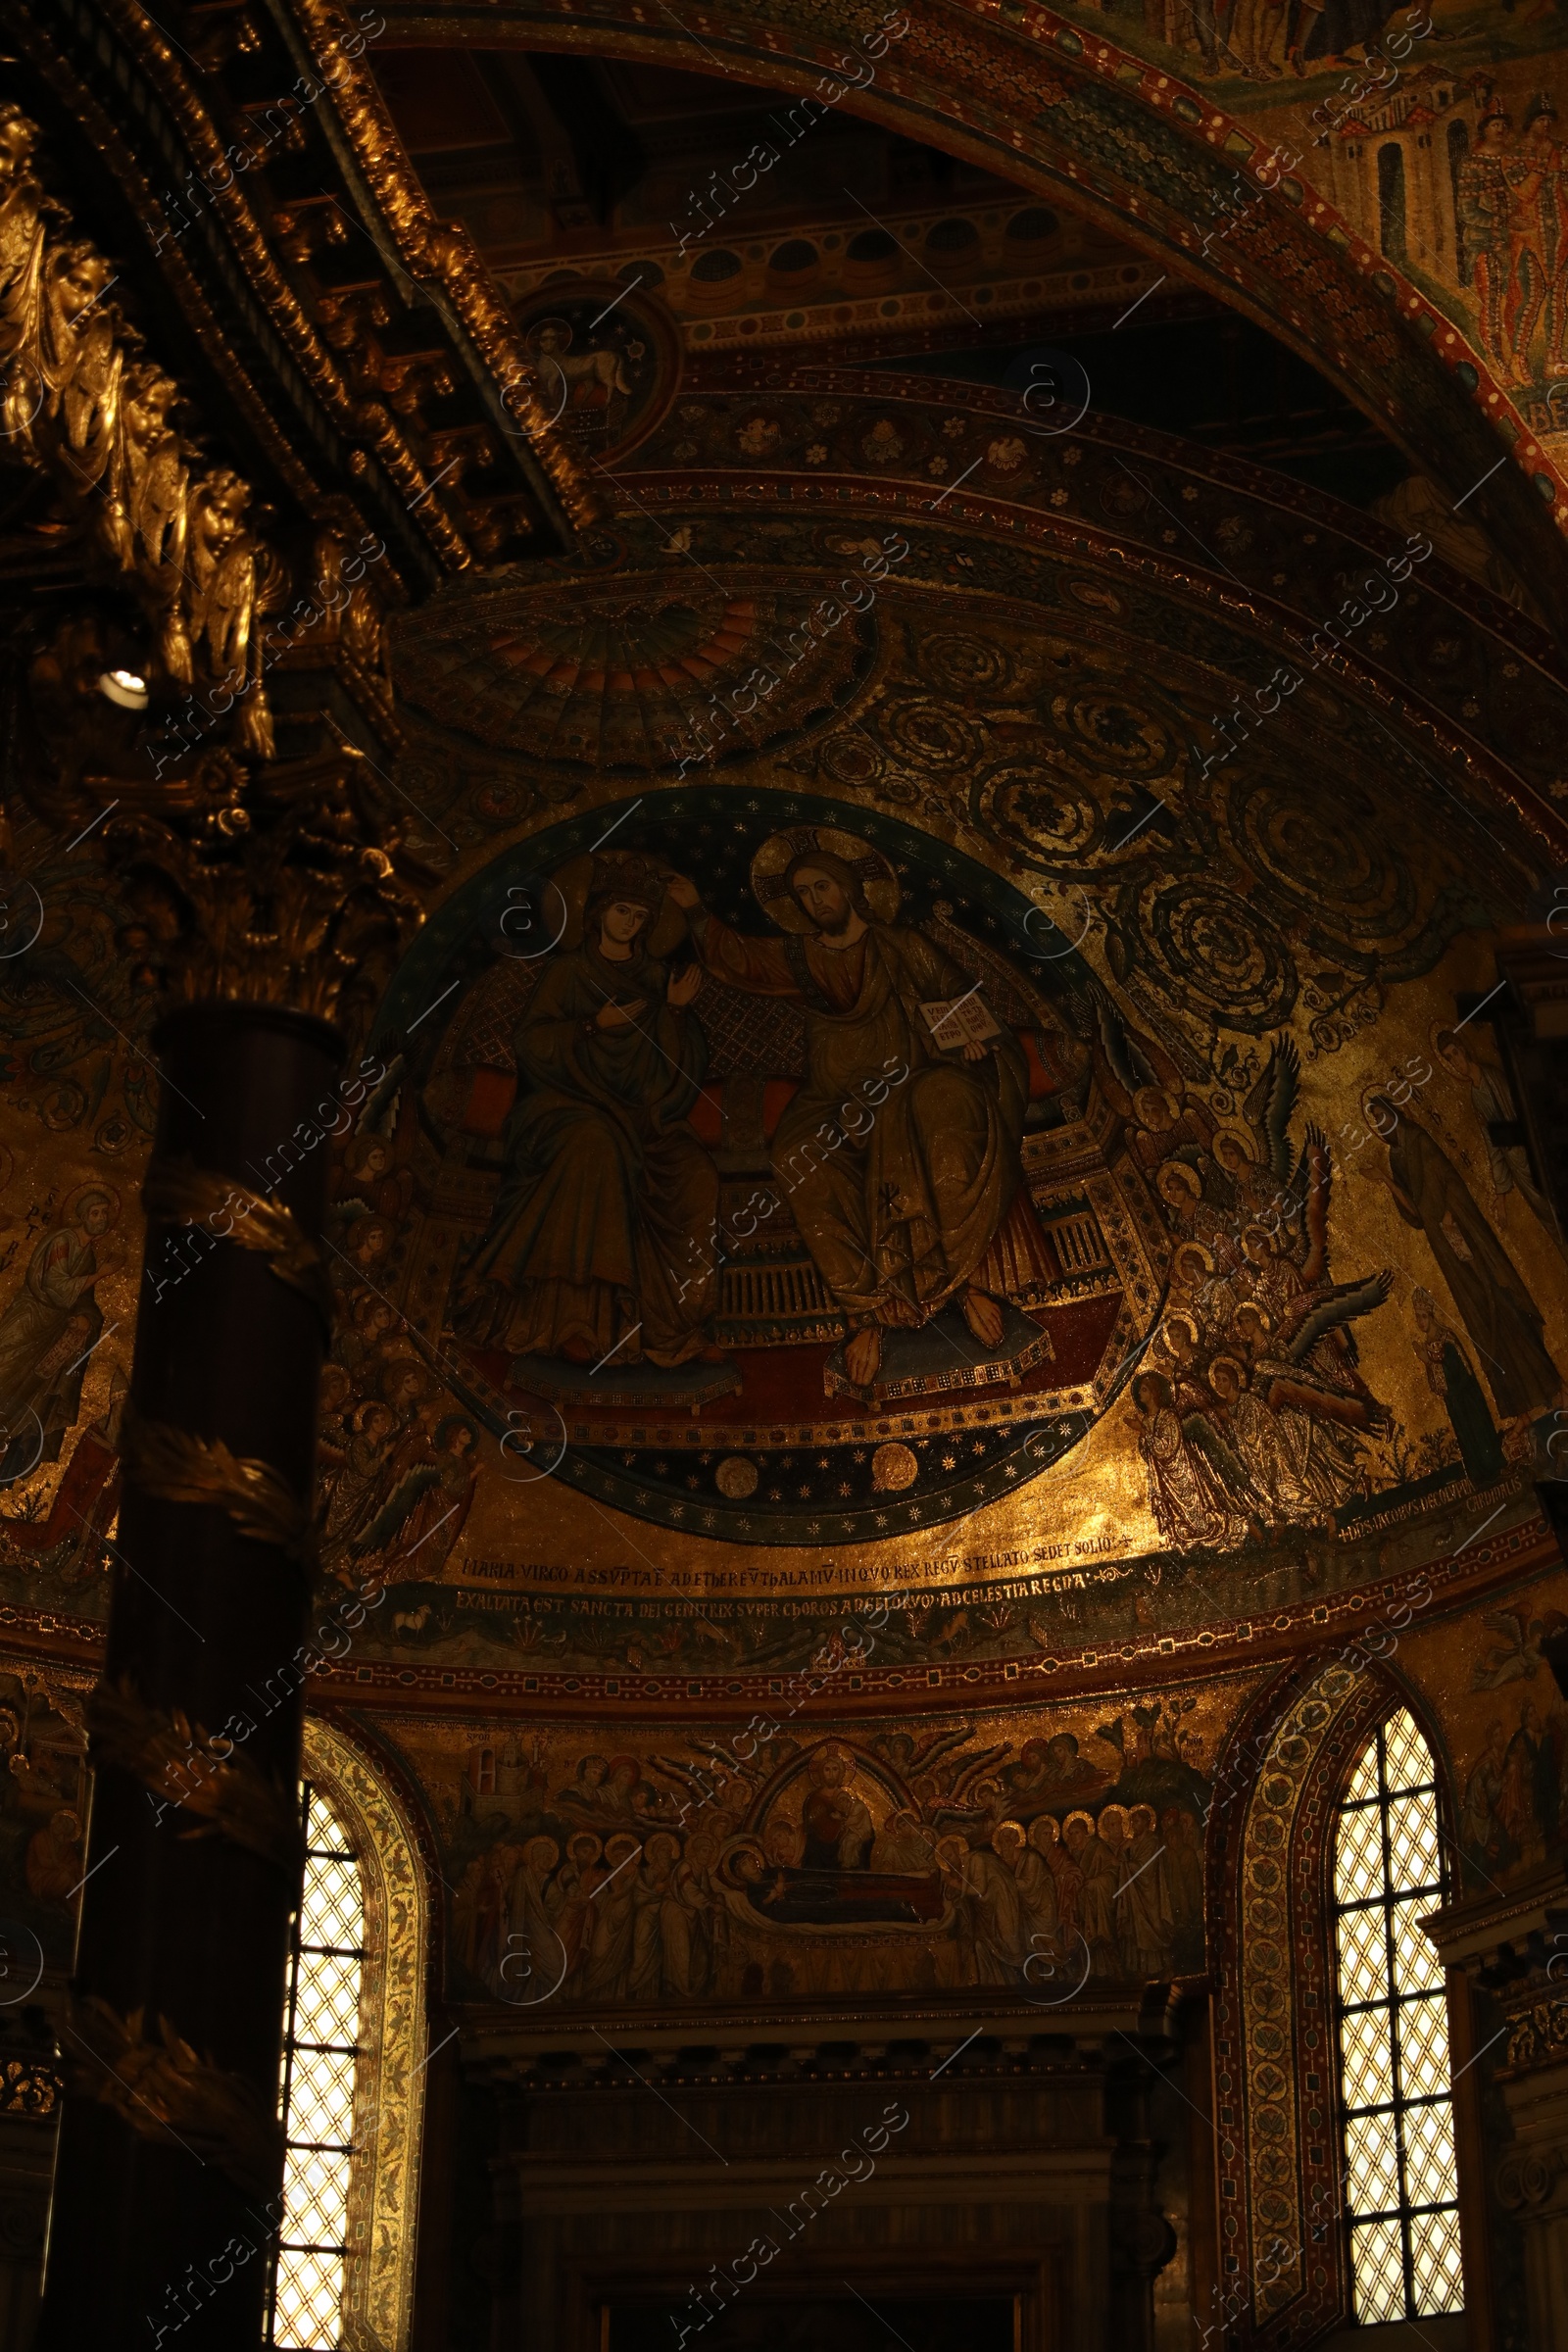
<box><xmin>5</xmin><ymin>1</ymin><xmax>1568</xmax><ymax>2348</ymax></box>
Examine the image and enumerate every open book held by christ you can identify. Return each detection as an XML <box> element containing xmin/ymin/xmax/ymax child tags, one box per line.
<box><xmin>921</xmin><ymin>992</ymin><xmax>1002</xmax><ymax>1050</ymax></box>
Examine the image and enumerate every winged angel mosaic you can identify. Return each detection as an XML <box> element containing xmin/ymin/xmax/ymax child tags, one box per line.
<box><xmin>1130</xmin><ymin>1043</ymin><xmax>1396</xmax><ymax>1547</ymax></box>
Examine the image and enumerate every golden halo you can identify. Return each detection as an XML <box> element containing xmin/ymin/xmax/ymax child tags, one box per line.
<box><xmin>551</xmin><ymin>850</ymin><xmax>687</xmax><ymax>958</ymax></box>
<box><xmin>1172</xmin><ymin>1240</ymin><xmax>1215</xmax><ymax>1277</ymax></box>
<box><xmin>1156</xmin><ymin>1158</ymin><xmax>1200</xmax><ymax>1200</ymax></box>
<box><xmin>523</xmin><ymin>314</ymin><xmax>573</xmax><ymax>356</ymax></box>
<box><xmin>750</xmin><ymin>824</ymin><xmax>900</xmax><ymax>934</ymax></box>
<box><xmin>67</xmin><ymin>1181</ymin><xmax>120</xmax><ymax>1223</ymax></box>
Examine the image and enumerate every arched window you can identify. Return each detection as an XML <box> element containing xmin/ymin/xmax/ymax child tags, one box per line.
<box><xmin>270</xmin><ymin>1785</ymin><xmax>364</xmax><ymax>2347</ymax></box>
<box><xmin>266</xmin><ymin>1721</ymin><xmax>429</xmax><ymax>2351</ymax></box>
<box><xmin>1332</xmin><ymin>1707</ymin><xmax>1462</xmax><ymax>2325</ymax></box>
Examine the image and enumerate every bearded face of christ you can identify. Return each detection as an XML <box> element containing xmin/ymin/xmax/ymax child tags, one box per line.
<box><xmin>790</xmin><ymin>863</ymin><xmax>856</xmax><ymax>938</ymax></box>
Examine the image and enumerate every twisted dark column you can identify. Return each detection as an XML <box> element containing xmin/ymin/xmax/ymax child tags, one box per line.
<box><xmin>38</xmin><ymin>1003</ymin><xmax>341</xmax><ymax>2350</ymax></box>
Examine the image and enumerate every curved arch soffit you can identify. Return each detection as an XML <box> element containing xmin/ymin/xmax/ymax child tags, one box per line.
<box><xmin>302</xmin><ymin>1714</ymin><xmax>430</xmax><ymax>2352</ymax></box>
<box><xmin>364</xmin><ymin>0</ymin><xmax>1568</xmax><ymax>633</ymax></box>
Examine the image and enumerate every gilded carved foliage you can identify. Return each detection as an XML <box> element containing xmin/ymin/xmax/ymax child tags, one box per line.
<box><xmin>91</xmin><ymin>737</ymin><xmax>426</xmax><ymax>1024</ymax></box>
<box><xmin>0</xmin><ymin>99</ymin><xmax>421</xmax><ymax>1019</ymax></box>
<box><xmin>0</xmin><ymin>102</ymin><xmax>273</xmax><ymax>755</ymax></box>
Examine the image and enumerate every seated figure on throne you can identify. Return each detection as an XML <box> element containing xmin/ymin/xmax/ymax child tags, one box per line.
<box><xmin>668</xmin><ymin>825</ymin><xmax>1054</xmax><ymax>1389</ymax></box>
<box><xmin>456</xmin><ymin>853</ymin><xmax>722</xmax><ymax>1369</ymax></box>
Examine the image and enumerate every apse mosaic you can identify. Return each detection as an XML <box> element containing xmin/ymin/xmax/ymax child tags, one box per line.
<box><xmin>1</xmin><ymin>469</ymin><xmax>1566</xmax><ymax>1691</ymax></box>
<box><xmin>365</xmin><ymin>785</ymin><xmax>1167</xmax><ymax>1546</ymax></box>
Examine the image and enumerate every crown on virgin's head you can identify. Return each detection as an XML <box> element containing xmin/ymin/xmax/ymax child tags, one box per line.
<box><xmin>589</xmin><ymin>851</ymin><xmax>663</xmax><ymax>905</ymax></box>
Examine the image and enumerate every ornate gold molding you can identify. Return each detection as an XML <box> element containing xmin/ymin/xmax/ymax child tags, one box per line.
<box><xmin>0</xmin><ymin>2057</ymin><xmax>62</xmax><ymax>2117</ymax></box>
<box><xmin>66</xmin><ymin>1994</ymin><xmax>284</xmax><ymax>2203</ymax></box>
<box><xmin>305</xmin><ymin>1717</ymin><xmax>428</xmax><ymax>2352</ymax></box>
<box><xmin>120</xmin><ymin>1405</ymin><xmax>308</xmax><ymax>1559</ymax></box>
<box><xmin>142</xmin><ymin>1156</ymin><xmax>334</xmax><ymax>1332</ymax></box>
<box><xmin>102</xmin><ymin>735</ymin><xmax>424</xmax><ymax>1018</ymax></box>
<box><xmin>287</xmin><ymin>0</ymin><xmax>601</xmax><ymax>538</ymax></box>
<box><xmin>1237</xmin><ymin>1659</ymin><xmax>1360</xmax><ymax>2323</ymax></box>
<box><xmin>0</xmin><ymin>100</ymin><xmax>274</xmax><ymax>754</ymax></box>
<box><xmin>87</xmin><ymin>1678</ymin><xmax>305</xmax><ymax>1880</ymax></box>
<box><xmin>1504</xmin><ymin>1993</ymin><xmax>1568</xmax><ymax>2073</ymax></box>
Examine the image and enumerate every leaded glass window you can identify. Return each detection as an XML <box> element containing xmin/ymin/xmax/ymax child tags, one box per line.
<box><xmin>1332</xmin><ymin>1707</ymin><xmax>1463</xmax><ymax>2325</ymax></box>
<box><xmin>269</xmin><ymin>1784</ymin><xmax>366</xmax><ymax>2349</ymax></box>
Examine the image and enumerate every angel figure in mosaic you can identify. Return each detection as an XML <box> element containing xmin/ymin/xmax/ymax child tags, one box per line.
<box><xmin>1209</xmin><ymin>1037</ymin><xmax>1304</xmax><ymax>1232</ymax></box>
<box><xmin>1201</xmin><ymin>1353</ymin><xmax>1323</xmax><ymax>1521</ymax></box>
<box><xmin>1137</xmin><ymin>1082</ymin><xmax>1394</xmax><ymax>1543</ymax></box>
<box><xmin>1128</xmin><ymin>1368</ymin><xmax>1252</xmax><ymax>1551</ymax></box>
<box><xmin>351</xmin><ymin>1414</ymin><xmax>480</xmax><ymax>1584</ymax></box>
<box><xmin>1234</xmin><ymin>1124</ymin><xmax>1393</xmax><ymax>1456</ymax></box>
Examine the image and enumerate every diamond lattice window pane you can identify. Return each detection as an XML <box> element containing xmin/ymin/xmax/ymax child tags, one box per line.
<box><xmin>1334</xmin><ymin>1718</ymin><xmax>1463</xmax><ymax>2328</ymax></box>
<box><xmin>272</xmin><ymin>2246</ymin><xmax>347</xmax><ymax>2351</ymax></box>
<box><xmin>1335</xmin><ymin>1804</ymin><xmax>1387</xmax><ymax>1905</ymax></box>
<box><xmin>1345</xmin><ymin>2108</ymin><xmax>1400</xmax><ymax>2217</ymax></box>
<box><xmin>1409</xmin><ymin>2206</ymin><xmax>1465</xmax><ymax>2316</ymax></box>
<box><xmin>283</xmin><ymin>2144</ymin><xmax>352</xmax><ymax>2246</ymax></box>
<box><xmin>1383</xmin><ymin>1710</ymin><xmax>1435</xmax><ymax>1797</ymax></box>
<box><xmin>271</xmin><ymin>1784</ymin><xmax>365</xmax><ymax>2350</ymax></box>
<box><xmin>1397</xmin><ymin>1995</ymin><xmax>1453</xmax><ymax>2102</ymax></box>
<box><xmin>1391</xmin><ymin>1897</ymin><xmax>1445</xmax><ymax>1996</ymax></box>
<box><xmin>302</xmin><ymin>1858</ymin><xmax>362</xmax><ymax>1948</ymax></box>
<box><xmin>1387</xmin><ymin>1794</ymin><xmax>1442</xmax><ymax>1896</ymax></box>
<box><xmin>1337</xmin><ymin>1903</ymin><xmax>1389</xmax><ymax>2007</ymax></box>
<box><xmin>1341</xmin><ymin>2004</ymin><xmax>1396</xmax><ymax>2112</ymax></box>
<box><xmin>1403</xmin><ymin>2098</ymin><xmax>1459</xmax><ymax>2211</ymax></box>
<box><xmin>289</xmin><ymin>2047</ymin><xmax>359</xmax><ymax>2146</ymax></box>
<box><xmin>307</xmin><ymin>1788</ymin><xmax>347</xmax><ymax>1838</ymax></box>
<box><xmin>295</xmin><ymin>1951</ymin><xmax>363</xmax><ymax>2043</ymax></box>
<box><xmin>1349</xmin><ymin>2218</ymin><xmax>1406</xmax><ymax>2325</ymax></box>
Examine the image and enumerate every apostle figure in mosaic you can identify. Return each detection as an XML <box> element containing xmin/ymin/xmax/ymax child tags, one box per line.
<box><xmin>1501</xmin><ymin>95</ymin><xmax>1568</xmax><ymax>380</ymax></box>
<box><xmin>1363</xmin><ymin>1093</ymin><xmax>1559</xmax><ymax>1428</ymax></box>
<box><xmin>669</xmin><ymin>826</ymin><xmax>1050</xmax><ymax>1389</ymax></box>
<box><xmin>1458</xmin><ymin>107</ymin><xmax>1515</xmax><ymax>371</ymax></box>
<box><xmin>457</xmin><ymin>852</ymin><xmax>722</xmax><ymax>1369</ymax></box>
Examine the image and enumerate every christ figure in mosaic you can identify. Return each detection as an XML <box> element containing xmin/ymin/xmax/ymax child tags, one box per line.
<box><xmin>668</xmin><ymin>846</ymin><xmax>1050</xmax><ymax>1388</ymax></box>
